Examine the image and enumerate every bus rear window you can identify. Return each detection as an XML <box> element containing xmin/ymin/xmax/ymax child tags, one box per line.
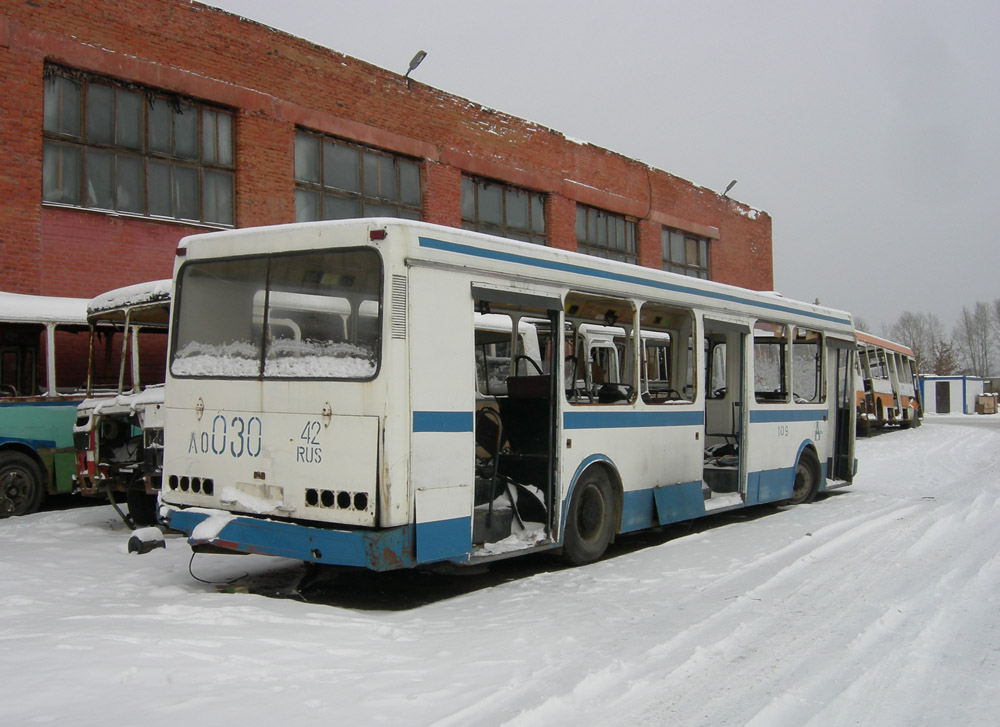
<box><xmin>171</xmin><ymin>249</ymin><xmax>381</xmax><ymax>379</ymax></box>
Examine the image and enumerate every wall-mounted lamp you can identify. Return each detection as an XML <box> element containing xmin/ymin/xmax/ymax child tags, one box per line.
<box><xmin>722</xmin><ymin>179</ymin><xmax>738</xmax><ymax>198</ymax></box>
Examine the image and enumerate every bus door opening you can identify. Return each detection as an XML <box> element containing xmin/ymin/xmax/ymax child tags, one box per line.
<box><xmin>703</xmin><ymin>318</ymin><xmax>749</xmax><ymax>501</ymax></box>
<box><xmin>472</xmin><ymin>288</ymin><xmax>561</xmax><ymax>548</ymax></box>
<box><xmin>830</xmin><ymin>340</ymin><xmax>856</xmax><ymax>482</ymax></box>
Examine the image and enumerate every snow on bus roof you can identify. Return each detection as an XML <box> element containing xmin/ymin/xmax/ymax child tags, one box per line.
<box><xmin>0</xmin><ymin>291</ymin><xmax>90</xmax><ymax>325</ymax></box>
<box><xmin>87</xmin><ymin>280</ymin><xmax>171</xmax><ymax>317</ymax></box>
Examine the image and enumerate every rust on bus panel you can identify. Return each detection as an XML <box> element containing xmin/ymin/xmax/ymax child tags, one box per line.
<box><xmin>377</xmin><ymin>545</ymin><xmax>406</xmax><ymax>570</ymax></box>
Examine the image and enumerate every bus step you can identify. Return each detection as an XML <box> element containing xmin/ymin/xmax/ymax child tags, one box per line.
<box><xmin>473</xmin><ymin>506</ymin><xmax>513</xmax><ymax>544</ymax></box>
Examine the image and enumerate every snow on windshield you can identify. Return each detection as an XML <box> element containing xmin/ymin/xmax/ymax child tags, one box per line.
<box><xmin>172</xmin><ymin>339</ymin><xmax>376</xmax><ymax>378</ymax></box>
<box><xmin>171</xmin><ymin>249</ymin><xmax>381</xmax><ymax>380</ymax></box>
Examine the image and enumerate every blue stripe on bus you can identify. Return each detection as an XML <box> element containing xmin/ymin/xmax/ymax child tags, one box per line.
<box><xmin>0</xmin><ymin>435</ymin><xmax>58</xmax><ymax>449</ymax></box>
<box><xmin>412</xmin><ymin>411</ymin><xmax>474</xmax><ymax>433</ymax></box>
<box><xmin>0</xmin><ymin>399</ymin><xmax>82</xmax><ymax>407</ymax></box>
<box><xmin>622</xmin><ymin>472</ymin><xmax>820</xmax><ymax>530</ymax></box>
<box><xmin>564</xmin><ymin>409</ymin><xmax>703</xmax><ymax>430</ymax></box>
<box><xmin>748</xmin><ymin>409</ymin><xmax>828</xmax><ymax>424</ymax></box>
<box><xmin>750</xmin><ymin>465</ymin><xmax>796</xmax><ymax>503</ymax></box>
<box><xmin>618</xmin><ymin>481</ymin><xmax>707</xmax><ymax>532</ymax></box>
<box><xmin>167</xmin><ymin>508</ymin><xmax>473</xmax><ymax>570</ymax></box>
<box><xmin>415</xmin><ymin>516</ymin><xmax>472</xmax><ymax>564</ymax></box>
<box><xmin>167</xmin><ymin>509</ymin><xmax>419</xmax><ymax>570</ymax></box>
<box><xmin>417</xmin><ymin>236</ymin><xmax>852</xmax><ymax>326</ymax></box>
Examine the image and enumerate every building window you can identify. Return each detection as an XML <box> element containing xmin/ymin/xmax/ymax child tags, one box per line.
<box><xmin>662</xmin><ymin>227</ymin><xmax>709</xmax><ymax>279</ymax></box>
<box><xmin>461</xmin><ymin>176</ymin><xmax>545</xmax><ymax>244</ymax></box>
<box><xmin>42</xmin><ymin>66</ymin><xmax>234</xmax><ymax>226</ymax></box>
<box><xmin>575</xmin><ymin>205</ymin><xmax>636</xmax><ymax>264</ymax></box>
<box><xmin>294</xmin><ymin>130</ymin><xmax>421</xmax><ymax>222</ymax></box>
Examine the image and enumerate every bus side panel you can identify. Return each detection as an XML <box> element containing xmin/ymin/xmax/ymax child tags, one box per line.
<box><xmin>0</xmin><ymin>399</ymin><xmax>81</xmax><ymax>494</ymax></box>
<box><xmin>754</xmin><ymin>438</ymin><xmax>830</xmax><ymax>502</ymax></box>
<box><xmin>562</xmin><ymin>410</ymin><xmax>703</xmax><ymax>533</ymax></box>
<box><xmin>651</xmin><ymin>480</ymin><xmax>707</xmax><ymax>526</ymax></box>
<box><xmin>746</xmin><ymin>408</ymin><xmax>828</xmax><ymax>503</ymax></box>
<box><xmin>753</xmin><ymin>463</ymin><xmax>796</xmax><ymax>503</ymax></box>
<box><xmin>407</xmin><ymin>267</ymin><xmax>475</xmax><ymax>563</ymax></box>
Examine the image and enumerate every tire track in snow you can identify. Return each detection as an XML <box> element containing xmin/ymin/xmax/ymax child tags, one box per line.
<box><xmin>658</xmin><ymin>429</ymin><xmax>1000</xmax><ymax>727</ymax></box>
<box><xmin>502</xmin><ymin>424</ymin><xmax>1000</xmax><ymax>727</ymax></box>
<box><xmin>497</xmin><ymin>498</ymin><xmax>929</xmax><ymax>727</ymax></box>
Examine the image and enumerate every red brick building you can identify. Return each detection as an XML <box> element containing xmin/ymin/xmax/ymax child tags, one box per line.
<box><xmin>0</xmin><ymin>0</ymin><xmax>772</xmax><ymax>301</ymax></box>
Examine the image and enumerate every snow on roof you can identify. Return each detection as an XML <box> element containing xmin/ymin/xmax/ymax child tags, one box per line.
<box><xmin>0</xmin><ymin>291</ymin><xmax>90</xmax><ymax>325</ymax></box>
<box><xmin>87</xmin><ymin>280</ymin><xmax>172</xmax><ymax>317</ymax></box>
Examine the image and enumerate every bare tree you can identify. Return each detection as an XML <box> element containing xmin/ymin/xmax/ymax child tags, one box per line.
<box><xmin>993</xmin><ymin>299</ymin><xmax>1000</xmax><ymax>361</ymax></box>
<box><xmin>932</xmin><ymin>337</ymin><xmax>959</xmax><ymax>375</ymax></box>
<box><xmin>955</xmin><ymin>302</ymin><xmax>994</xmax><ymax>376</ymax></box>
<box><xmin>886</xmin><ymin>311</ymin><xmax>947</xmax><ymax>373</ymax></box>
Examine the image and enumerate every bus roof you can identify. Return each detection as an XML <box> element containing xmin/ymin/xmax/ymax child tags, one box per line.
<box><xmin>177</xmin><ymin>218</ymin><xmax>855</xmax><ymax>335</ymax></box>
<box><xmin>87</xmin><ymin>280</ymin><xmax>172</xmax><ymax>318</ymax></box>
<box><xmin>856</xmin><ymin>330</ymin><xmax>915</xmax><ymax>358</ymax></box>
<box><xmin>0</xmin><ymin>291</ymin><xmax>90</xmax><ymax>325</ymax></box>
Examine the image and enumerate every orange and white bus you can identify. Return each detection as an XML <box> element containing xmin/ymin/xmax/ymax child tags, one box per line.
<box><xmin>855</xmin><ymin>331</ymin><xmax>921</xmax><ymax>432</ymax></box>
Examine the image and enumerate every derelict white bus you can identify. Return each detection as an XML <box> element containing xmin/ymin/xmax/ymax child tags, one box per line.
<box><xmin>159</xmin><ymin>219</ymin><xmax>857</xmax><ymax>570</ymax></box>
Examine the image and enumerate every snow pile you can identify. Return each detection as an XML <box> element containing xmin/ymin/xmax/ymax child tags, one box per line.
<box><xmin>1</xmin><ymin>416</ymin><xmax>998</xmax><ymax>725</ymax></box>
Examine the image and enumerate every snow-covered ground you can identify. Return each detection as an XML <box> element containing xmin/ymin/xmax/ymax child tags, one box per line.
<box><xmin>2</xmin><ymin>416</ymin><xmax>998</xmax><ymax>726</ymax></box>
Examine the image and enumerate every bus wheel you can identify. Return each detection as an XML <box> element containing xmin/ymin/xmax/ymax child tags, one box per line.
<box><xmin>0</xmin><ymin>452</ymin><xmax>45</xmax><ymax>517</ymax></box>
<box><xmin>786</xmin><ymin>450</ymin><xmax>820</xmax><ymax>506</ymax></box>
<box><xmin>563</xmin><ymin>468</ymin><xmax>615</xmax><ymax>565</ymax></box>
<box><xmin>126</xmin><ymin>485</ymin><xmax>159</xmax><ymax>527</ymax></box>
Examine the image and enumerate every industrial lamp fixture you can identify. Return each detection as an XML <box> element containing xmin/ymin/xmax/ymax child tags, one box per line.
<box><xmin>722</xmin><ymin>179</ymin><xmax>738</xmax><ymax>198</ymax></box>
<box><xmin>404</xmin><ymin>50</ymin><xmax>427</xmax><ymax>86</ymax></box>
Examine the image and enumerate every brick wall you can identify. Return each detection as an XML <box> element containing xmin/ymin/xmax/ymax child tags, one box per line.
<box><xmin>0</xmin><ymin>35</ymin><xmax>42</xmax><ymax>294</ymax></box>
<box><xmin>39</xmin><ymin>208</ymin><xmax>199</xmax><ymax>299</ymax></box>
<box><xmin>0</xmin><ymin>0</ymin><xmax>773</xmax><ymax>298</ymax></box>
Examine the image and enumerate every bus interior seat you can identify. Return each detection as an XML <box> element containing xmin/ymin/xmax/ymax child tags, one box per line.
<box><xmin>475</xmin><ymin>406</ymin><xmax>503</xmax><ymax>459</ymax></box>
<box><xmin>499</xmin><ymin>375</ymin><xmax>549</xmax><ymax>453</ymax></box>
<box><xmin>495</xmin><ymin>375</ymin><xmax>551</xmax><ymax>502</ymax></box>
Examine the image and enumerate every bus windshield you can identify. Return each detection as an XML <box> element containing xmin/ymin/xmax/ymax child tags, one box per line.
<box><xmin>171</xmin><ymin>248</ymin><xmax>381</xmax><ymax>379</ymax></box>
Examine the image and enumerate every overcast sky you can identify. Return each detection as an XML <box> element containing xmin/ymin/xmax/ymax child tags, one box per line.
<box><xmin>202</xmin><ymin>0</ymin><xmax>999</xmax><ymax>332</ymax></box>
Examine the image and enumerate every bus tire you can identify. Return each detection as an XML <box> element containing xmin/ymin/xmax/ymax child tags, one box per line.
<box><xmin>0</xmin><ymin>451</ymin><xmax>45</xmax><ymax>517</ymax></box>
<box><xmin>786</xmin><ymin>449</ymin><xmax>820</xmax><ymax>506</ymax></box>
<box><xmin>126</xmin><ymin>485</ymin><xmax>159</xmax><ymax>527</ymax></box>
<box><xmin>562</xmin><ymin>467</ymin><xmax>615</xmax><ymax>565</ymax></box>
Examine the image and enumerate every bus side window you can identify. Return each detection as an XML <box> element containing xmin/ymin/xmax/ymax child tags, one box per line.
<box><xmin>707</xmin><ymin>338</ymin><xmax>727</xmax><ymax>399</ymax></box>
<box><xmin>475</xmin><ymin>326</ymin><xmax>514</xmax><ymax>397</ymax></box>
<box><xmin>473</xmin><ymin>312</ymin><xmax>543</xmax><ymax>398</ymax></box>
<box><xmin>754</xmin><ymin>321</ymin><xmax>789</xmax><ymax>403</ymax></box>
<box><xmin>792</xmin><ymin>327</ymin><xmax>823</xmax><ymax>403</ymax></box>
<box><xmin>1</xmin><ymin>349</ymin><xmax>20</xmax><ymax>396</ymax></box>
<box><xmin>564</xmin><ymin>292</ymin><xmax>635</xmax><ymax>405</ymax></box>
<box><xmin>639</xmin><ymin>302</ymin><xmax>695</xmax><ymax>404</ymax></box>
